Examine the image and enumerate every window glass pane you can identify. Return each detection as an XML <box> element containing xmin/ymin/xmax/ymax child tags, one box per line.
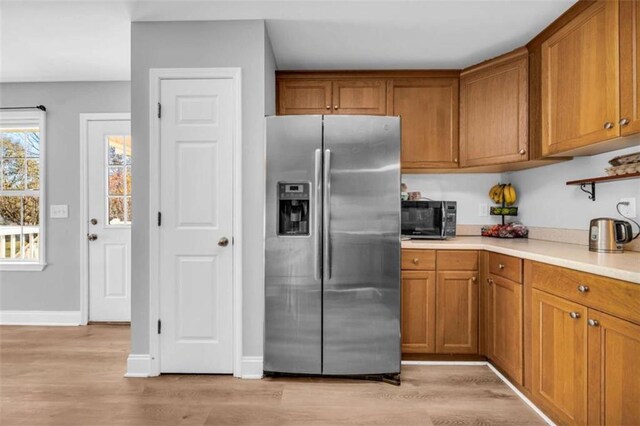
<box><xmin>22</xmin><ymin>196</ymin><xmax>39</xmax><ymax>260</ymax></box>
<box><xmin>124</xmin><ymin>135</ymin><xmax>132</xmax><ymax>165</ymax></box>
<box><xmin>1</xmin><ymin>131</ymin><xmax>26</xmax><ymax>158</ymax></box>
<box><xmin>26</xmin><ymin>159</ymin><xmax>40</xmax><ymax>190</ymax></box>
<box><xmin>24</xmin><ymin>130</ymin><xmax>40</xmax><ymax>158</ymax></box>
<box><xmin>108</xmin><ymin>136</ymin><xmax>124</xmax><ymax>165</ymax></box>
<box><xmin>2</xmin><ymin>158</ymin><xmax>25</xmax><ymax>190</ymax></box>
<box><xmin>0</xmin><ymin>195</ymin><xmax>22</xmax><ymax>259</ymax></box>
<box><xmin>109</xmin><ymin>197</ymin><xmax>124</xmax><ymax>224</ymax></box>
<box><xmin>108</xmin><ymin>167</ymin><xmax>124</xmax><ymax>195</ymax></box>
<box><xmin>126</xmin><ymin>196</ymin><xmax>132</xmax><ymax>223</ymax></box>
<box><xmin>125</xmin><ymin>166</ymin><xmax>132</xmax><ymax>195</ymax></box>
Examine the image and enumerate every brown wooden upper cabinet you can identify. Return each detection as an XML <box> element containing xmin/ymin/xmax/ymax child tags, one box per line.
<box><xmin>620</xmin><ymin>0</ymin><xmax>640</xmax><ymax>137</ymax></box>
<box><xmin>388</xmin><ymin>78</ymin><xmax>459</xmax><ymax>170</ymax></box>
<box><xmin>540</xmin><ymin>0</ymin><xmax>640</xmax><ymax>156</ymax></box>
<box><xmin>277</xmin><ymin>77</ymin><xmax>386</xmax><ymax>115</ymax></box>
<box><xmin>460</xmin><ymin>49</ymin><xmax>528</xmax><ymax>167</ymax></box>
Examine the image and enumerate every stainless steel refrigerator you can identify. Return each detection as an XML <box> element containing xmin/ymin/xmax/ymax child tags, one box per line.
<box><xmin>264</xmin><ymin>115</ymin><xmax>401</xmax><ymax>381</ymax></box>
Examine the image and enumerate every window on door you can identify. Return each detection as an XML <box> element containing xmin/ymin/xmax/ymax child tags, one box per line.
<box><xmin>106</xmin><ymin>135</ymin><xmax>132</xmax><ymax>226</ymax></box>
<box><xmin>0</xmin><ymin>110</ymin><xmax>46</xmax><ymax>270</ymax></box>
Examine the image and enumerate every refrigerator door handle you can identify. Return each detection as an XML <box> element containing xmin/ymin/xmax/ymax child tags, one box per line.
<box><xmin>323</xmin><ymin>149</ymin><xmax>331</xmax><ymax>279</ymax></box>
<box><xmin>314</xmin><ymin>149</ymin><xmax>322</xmax><ymax>281</ymax></box>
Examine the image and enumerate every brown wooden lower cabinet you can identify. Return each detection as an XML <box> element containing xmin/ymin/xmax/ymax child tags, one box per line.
<box><xmin>487</xmin><ymin>274</ymin><xmax>523</xmax><ymax>385</ymax></box>
<box><xmin>401</xmin><ymin>270</ymin><xmax>436</xmax><ymax>353</ymax></box>
<box><xmin>587</xmin><ymin>309</ymin><xmax>640</xmax><ymax>425</ymax></box>
<box><xmin>436</xmin><ymin>271</ymin><xmax>478</xmax><ymax>354</ymax></box>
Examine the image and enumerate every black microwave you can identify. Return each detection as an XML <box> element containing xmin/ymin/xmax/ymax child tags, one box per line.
<box><xmin>401</xmin><ymin>201</ymin><xmax>457</xmax><ymax>239</ymax></box>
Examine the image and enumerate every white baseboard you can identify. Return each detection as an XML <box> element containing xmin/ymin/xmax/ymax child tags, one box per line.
<box><xmin>125</xmin><ymin>354</ymin><xmax>152</xmax><ymax>378</ymax></box>
<box><xmin>0</xmin><ymin>310</ymin><xmax>81</xmax><ymax>326</ymax></box>
<box><xmin>401</xmin><ymin>360</ymin><xmax>487</xmax><ymax>366</ymax></box>
<box><xmin>241</xmin><ymin>356</ymin><xmax>263</xmax><ymax>379</ymax></box>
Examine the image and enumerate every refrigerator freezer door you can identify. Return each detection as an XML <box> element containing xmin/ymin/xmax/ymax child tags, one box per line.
<box><xmin>264</xmin><ymin>116</ymin><xmax>323</xmax><ymax>374</ymax></box>
<box><xmin>322</xmin><ymin>115</ymin><xmax>401</xmax><ymax>375</ymax></box>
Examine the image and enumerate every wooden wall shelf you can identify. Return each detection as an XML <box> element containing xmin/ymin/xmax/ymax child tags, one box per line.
<box><xmin>566</xmin><ymin>172</ymin><xmax>640</xmax><ymax>201</ymax></box>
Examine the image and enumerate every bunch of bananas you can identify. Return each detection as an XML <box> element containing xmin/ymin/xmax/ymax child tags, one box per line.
<box><xmin>489</xmin><ymin>183</ymin><xmax>517</xmax><ymax>206</ymax></box>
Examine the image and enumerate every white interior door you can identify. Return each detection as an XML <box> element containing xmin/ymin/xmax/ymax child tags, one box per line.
<box><xmin>159</xmin><ymin>78</ymin><xmax>234</xmax><ymax>373</ymax></box>
<box><xmin>88</xmin><ymin>119</ymin><xmax>132</xmax><ymax>322</ymax></box>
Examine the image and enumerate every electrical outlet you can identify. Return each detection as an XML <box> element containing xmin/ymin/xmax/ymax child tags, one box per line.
<box><xmin>50</xmin><ymin>205</ymin><xmax>68</xmax><ymax>219</ymax></box>
<box><xmin>619</xmin><ymin>198</ymin><xmax>637</xmax><ymax>218</ymax></box>
<box><xmin>479</xmin><ymin>203</ymin><xmax>488</xmax><ymax>217</ymax></box>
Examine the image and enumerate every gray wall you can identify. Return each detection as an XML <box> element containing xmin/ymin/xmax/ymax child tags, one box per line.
<box><xmin>265</xmin><ymin>27</ymin><xmax>277</xmax><ymax>116</ymax></box>
<box><xmin>130</xmin><ymin>20</ymin><xmax>273</xmax><ymax>356</ymax></box>
<box><xmin>0</xmin><ymin>82</ymin><xmax>130</xmax><ymax>311</ymax></box>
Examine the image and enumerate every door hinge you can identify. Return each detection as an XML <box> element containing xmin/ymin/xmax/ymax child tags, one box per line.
<box><xmin>157</xmin><ymin>102</ymin><xmax>161</xmax><ymax>119</ymax></box>
<box><xmin>157</xmin><ymin>212</ymin><xmax>161</xmax><ymax>226</ymax></box>
<box><xmin>157</xmin><ymin>319</ymin><xmax>162</xmax><ymax>334</ymax></box>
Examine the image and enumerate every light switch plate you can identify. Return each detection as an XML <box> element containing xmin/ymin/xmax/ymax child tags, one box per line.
<box><xmin>619</xmin><ymin>198</ymin><xmax>637</xmax><ymax>218</ymax></box>
<box><xmin>50</xmin><ymin>205</ymin><xmax>68</xmax><ymax>219</ymax></box>
<box><xmin>479</xmin><ymin>203</ymin><xmax>489</xmax><ymax>217</ymax></box>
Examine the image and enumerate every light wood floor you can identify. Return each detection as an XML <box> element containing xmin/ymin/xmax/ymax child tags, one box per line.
<box><xmin>0</xmin><ymin>325</ymin><xmax>545</xmax><ymax>425</ymax></box>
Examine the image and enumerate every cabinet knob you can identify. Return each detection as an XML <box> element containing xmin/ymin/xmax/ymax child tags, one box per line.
<box><xmin>519</xmin><ymin>148</ymin><xmax>526</xmax><ymax>155</ymax></box>
<box><xmin>453</xmin><ymin>158</ymin><xmax>458</xmax><ymax>163</ymax></box>
<box><xmin>569</xmin><ymin>311</ymin><xmax>581</xmax><ymax>319</ymax></box>
<box><xmin>604</xmin><ymin>122</ymin><xmax>615</xmax><ymax>130</ymax></box>
<box><xmin>498</xmin><ymin>263</ymin><xmax>505</xmax><ymax>269</ymax></box>
<box><xmin>326</xmin><ymin>105</ymin><xmax>330</xmax><ymax>110</ymax></box>
<box><xmin>471</xmin><ymin>276</ymin><xmax>477</xmax><ymax>282</ymax></box>
<box><xmin>87</xmin><ymin>233</ymin><xmax>98</xmax><ymax>241</ymax></box>
<box><xmin>620</xmin><ymin>118</ymin><xmax>630</xmax><ymax>126</ymax></box>
<box><xmin>412</xmin><ymin>258</ymin><xmax>419</xmax><ymax>265</ymax></box>
<box><xmin>587</xmin><ymin>319</ymin><xmax>600</xmax><ymax>327</ymax></box>
<box><xmin>577</xmin><ymin>284</ymin><xmax>590</xmax><ymax>293</ymax></box>
<box><xmin>334</xmin><ymin>105</ymin><xmax>338</xmax><ymax>110</ymax></box>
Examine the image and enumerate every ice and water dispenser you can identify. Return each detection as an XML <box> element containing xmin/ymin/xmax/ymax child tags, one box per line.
<box><xmin>278</xmin><ymin>182</ymin><xmax>310</xmax><ymax>236</ymax></box>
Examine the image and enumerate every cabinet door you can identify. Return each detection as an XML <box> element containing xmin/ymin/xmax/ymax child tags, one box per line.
<box><xmin>388</xmin><ymin>78</ymin><xmax>459</xmax><ymax>169</ymax></box>
<box><xmin>332</xmin><ymin>80</ymin><xmax>386</xmax><ymax>115</ymax></box>
<box><xmin>587</xmin><ymin>309</ymin><xmax>640</xmax><ymax>425</ymax></box>
<box><xmin>531</xmin><ymin>289</ymin><xmax>587</xmax><ymax>426</ymax></box>
<box><xmin>488</xmin><ymin>274</ymin><xmax>523</xmax><ymax>385</ymax></box>
<box><xmin>460</xmin><ymin>52</ymin><xmax>528</xmax><ymax>167</ymax></box>
<box><xmin>541</xmin><ymin>0</ymin><xmax>619</xmax><ymax>155</ymax></box>
<box><xmin>277</xmin><ymin>80</ymin><xmax>332</xmax><ymax>115</ymax></box>
<box><xmin>620</xmin><ymin>0</ymin><xmax>640</xmax><ymax>136</ymax></box>
<box><xmin>401</xmin><ymin>270</ymin><xmax>436</xmax><ymax>353</ymax></box>
<box><xmin>436</xmin><ymin>271</ymin><xmax>478</xmax><ymax>354</ymax></box>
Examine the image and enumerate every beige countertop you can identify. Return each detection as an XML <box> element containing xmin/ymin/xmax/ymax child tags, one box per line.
<box><xmin>402</xmin><ymin>236</ymin><xmax>640</xmax><ymax>284</ymax></box>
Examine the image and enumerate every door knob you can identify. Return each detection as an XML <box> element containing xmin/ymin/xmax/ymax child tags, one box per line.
<box><xmin>218</xmin><ymin>237</ymin><xmax>229</xmax><ymax>247</ymax></box>
<box><xmin>87</xmin><ymin>234</ymin><xmax>98</xmax><ymax>241</ymax></box>
<box><xmin>90</xmin><ymin>218</ymin><xmax>98</xmax><ymax>225</ymax></box>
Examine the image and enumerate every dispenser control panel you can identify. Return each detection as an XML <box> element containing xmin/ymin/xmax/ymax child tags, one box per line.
<box><xmin>278</xmin><ymin>182</ymin><xmax>310</xmax><ymax>236</ymax></box>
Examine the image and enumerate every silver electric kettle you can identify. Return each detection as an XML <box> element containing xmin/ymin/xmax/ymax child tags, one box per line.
<box><xmin>589</xmin><ymin>218</ymin><xmax>633</xmax><ymax>253</ymax></box>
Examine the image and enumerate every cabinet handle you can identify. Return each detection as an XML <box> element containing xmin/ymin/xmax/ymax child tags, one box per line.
<box><xmin>587</xmin><ymin>319</ymin><xmax>600</xmax><ymax>327</ymax></box>
<box><xmin>498</xmin><ymin>263</ymin><xmax>505</xmax><ymax>269</ymax></box>
<box><xmin>326</xmin><ymin>105</ymin><xmax>330</xmax><ymax>110</ymax></box>
<box><xmin>412</xmin><ymin>258</ymin><xmax>419</xmax><ymax>265</ymax></box>
<box><xmin>604</xmin><ymin>122</ymin><xmax>615</xmax><ymax>130</ymax></box>
<box><xmin>620</xmin><ymin>118</ymin><xmax>630</xmax><ymax>126</ymax></box>
<box><xmin>519</xmin><ymin>148</ymin><xmax>526</xmax><ymax>155</ymax></box>
<box><xmin>569</xmin><ymin>311</ymin><xmax>581</xmax><ymax>319</ymax></box>
<box><xmin>577</xmin><ymin>284</ymin><xmax>590</xmax><ymax>293</ymax></box>
<box><xmin>334</xmin><ymin>105</ymin><xmax>338</xmax><ymax>110</ymax></box>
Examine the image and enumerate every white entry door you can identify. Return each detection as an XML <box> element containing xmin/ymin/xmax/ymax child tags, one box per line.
<box><xmin>88</xmin><ymin>119</ymin><xmax>132</xmax><ymax>321</ymax></box>
<box><xmin>159</xmin><ymin>78</ymin><xmax>234</xmax><ymax>373</ymax></box>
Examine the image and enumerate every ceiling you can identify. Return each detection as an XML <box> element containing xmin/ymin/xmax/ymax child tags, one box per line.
<box><xmin>0</xmin><ymin>0</ymin><xmax>576</xmax><ymax>83</ymax></box>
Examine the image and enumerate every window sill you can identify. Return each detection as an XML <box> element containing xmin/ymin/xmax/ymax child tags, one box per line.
<box><xmin>0</xmin><ymin>262</ymin><xmax>47</xmax><ymax>272</ymax></box>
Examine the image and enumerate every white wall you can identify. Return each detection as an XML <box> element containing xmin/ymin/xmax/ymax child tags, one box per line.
<box><xmin>130</xmin><ymin>20</ymin><xmax>272</xmax><ymax>357</ymax></box>
<box><xmin>505</xmin><ymin>145</ymin><xmax>640</xmax><ymax>230</ymax></box>
<box><xmin>0</xmin><ymin>82</ymin><xmax>130</xmax><ymax>312</ymax></box>
<box><xmin>402</xmin><ymin>173</ymin><xmax>503</xmax><ymax>225</ymax></box>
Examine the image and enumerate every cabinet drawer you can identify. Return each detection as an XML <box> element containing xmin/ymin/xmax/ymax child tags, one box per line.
<box><xmin>530</xmin><ymin>261</ymin><xmax>640</xmax><ymax>325</ymax></box>
<box><xmin>489</xmin><ymin>253</ymin><xmax>522</xmax><ymax>283</ymax></box>
<box><xmin>402</xmin><ymin>249</ymin><xmax>436</xmax><ymax>270</ymax></box>
<box><xmin>437</xmin><ymin>250</ymin><xmax>478</xmax><ymax>271</ymax></box>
